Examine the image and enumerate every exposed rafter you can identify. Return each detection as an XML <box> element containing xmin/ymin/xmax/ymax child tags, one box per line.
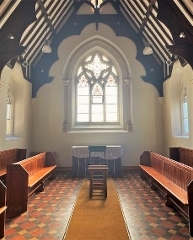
<box><xmin>0</xmin><ymin>0</ymin><xmax>192</xmax><ymax>95</ymax></box>
<box><xmin>139</xmin><ymin>0</ymin><xmax>156</xmax><ymax>33</ymax></box>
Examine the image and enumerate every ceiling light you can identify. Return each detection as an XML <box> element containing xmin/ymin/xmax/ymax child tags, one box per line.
<box><xmin>7</xmin><ymin>33</ymin><xmax>14</xmax><ymax>39</ymax></box>
<box><xmin>143</xmin><ymin>46</ymin><xmax>153</xmax><ymax>55</ymax></box>
<box><xmin>42</xmin><ymin>40</ymin><xmax>52</xmax><ymax>53</ymax></box>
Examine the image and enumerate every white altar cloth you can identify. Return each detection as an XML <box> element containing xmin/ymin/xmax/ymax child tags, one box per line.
<box><xmin>71</xmin><ymin>145</ymin><xmax>123</xmax><ymax>160</ymax></box>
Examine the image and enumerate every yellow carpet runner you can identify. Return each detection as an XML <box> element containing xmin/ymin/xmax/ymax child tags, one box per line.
<box><xmin>64</xmin><ymin>178</ymin><xmax>130</xmax><ymax>240</ymax></box>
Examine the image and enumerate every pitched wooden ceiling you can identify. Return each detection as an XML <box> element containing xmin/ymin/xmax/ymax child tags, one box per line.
<box><xmin>0</xmin><ymin>0</ymin><xmax>192</xmax><ymax>97</ymax></box>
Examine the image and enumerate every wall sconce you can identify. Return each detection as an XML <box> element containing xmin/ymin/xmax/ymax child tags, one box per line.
<box><xmin>42</xmin><ymin>39</ymin><xmax>52</xmax><ymax>53</ymax></box>
<box><xmin>143</xmin><ymin>42</ymin><xmax>153</xmax><ymax>55</ymax></box>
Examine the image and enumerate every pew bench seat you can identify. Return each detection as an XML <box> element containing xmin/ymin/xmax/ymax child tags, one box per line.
<box><xmin>140</xmin><ymin>151</ymin><xmax>193</xmax><ymax>237</ymax></box>
<box><xmin>0</xmin><ymin>169</ymin><xmax>6</xmax><ymax>178</ymax></box>
<box><xmin>140</xmin><ymin>165</ymin><xmax>188</xmax><ymax>205</ymax></box>
<box><xmin>6</xmin><ymin>152</ymin><xmax>57</xmax><ymax>218</ymax></box>
<box><xmin>28</xmin><ymin>165</ymin><xmax>56</xmax><ymax>188</ymax></box>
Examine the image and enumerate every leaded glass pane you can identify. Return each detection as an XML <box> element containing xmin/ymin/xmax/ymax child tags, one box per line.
<box><xmin>85</xmin><ymin>54</ymin><xmax>109</xmax><ymax>79</ymax></box>
<box><xmin>78</xmin><ymin>75</ymin><xmax>88</xmax><ymax>87</ymax></box>
<box><xmin>106</xmin><ymin>105</ymin><xmax>117</xmax><ymax>113</ymax></box>
<box><xmin>77</xmin><ymin>96</ymin><xmax>89</xmax><ymax>104</ymax></box>
<box><xmin>77</xmin><ymin>114</ymin><xmax>89</xmax><ymax>122</ymax></box>
<box><xmin>77</xmin><ymin>66</ymin><xmax>83</xmax><ymax>76</ymax></box>
<box><xmin>112</xmin><ymin>66</ymin><xmax>117</xmax><ymax>76</ymax></box>
<box><xmin>92</xmin><ymin>114</ymin><xmax>103</xmax><ymax>122</ymax></box>
<box><xmin>92</xmin><ymin>83</ymin><xmax>103</xmax><ymax>95</ymax></box>
<box><xmin>102</xmin><ymin>55</ymin><xmax>108</xmax><ymax>61</ymax></box>
<box><xmin>77</xmin><ymin>87</ymin><xmax>89</xmax><ymax>95</ymax></box>
<box><xmin>6</xmin><ymin>104</ymin><xmax>11</xmax><ymax>119</ymax></box>
<box><xmin>106</xmin><ymin>76</ymin><xmax>116</xmax><ymax>87</ymax></box>
<box><xmin>184</xmin><ymin>118</ymin><xmax>189</xmax><ymax>133</ymax></box>
<box><xmin>92</xmin><ymin>96</ymin><xmax>103</xmax><ymax>104</ymax></box>
<box><xmin>106</xmin><ymin>96</ymin><xmax>117</xmax><ymax>104</ymax></box>
<box><xmin>183</xmin><ymin>98</ymin><xmax>188</xmax><ymax>118</ymax></box>
<box><xmin>106</xmin><ymin>86</ymin><xmax>117</xmax><ymax>95</ymax></box>
<box><xmin>92</xmin><ymin>104</ymin><xmax>103</xmax><ymax>113</ymax></box>
<box><xmin>106</xmin><ymin>113</ymin><xmax>117</xmax><ymax>122</ymax></box>
<box><xmin>77</xmin><ymin>105</ymin><xmax>89</xmax><ymax>113</ymax></box>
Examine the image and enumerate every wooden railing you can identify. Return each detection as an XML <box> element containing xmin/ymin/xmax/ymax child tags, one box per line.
<box><xmin>140</xmin><ymin>151</ymin><xmax>193</xmax><ymax>237</ymax></box>
<box><xmin>6</xmin><ymin>152</ymin><xmax>57</xmax><ymax>218</ymax></box>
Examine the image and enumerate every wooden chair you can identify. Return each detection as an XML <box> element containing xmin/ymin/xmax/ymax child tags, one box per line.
<box><xmin>88</xmin><ymin>145</ymin><xmax>106</xmax><ymax>165</ymax></box>
<box><xmin>87</xmin><ymin>165</ymin><xmax>109</xmax><ymax>199</ymax></box>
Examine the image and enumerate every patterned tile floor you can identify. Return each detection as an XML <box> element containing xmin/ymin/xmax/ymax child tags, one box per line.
<box><xmin>2</xmin><ymin>172</ymin><xmax>82</xmax><ymax>240</ymax></box>
<box><xmin>114</xmin><ymin>171</ymin><xmax>193</xmax><ymax>240</ymax></box>
<box><xmin>1</xmin><ymin>171</ymin><xmax>193</xmax><ymax>240</ymax></box>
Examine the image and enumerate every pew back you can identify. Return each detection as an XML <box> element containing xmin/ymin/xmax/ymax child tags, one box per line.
<box><xmin>18</xmin><ymin>153</ymin><xmax>47</xmax><ymax>177</ymax></box>
<box><xmin>150</xmin><ymin>152</ymin><xmax>193</xmax><ymax>191</ymax></box>
<box><xmin>170</xmin><ymin>147</ymin><xmax>193</xmax><ymax>167</ymax></box>
<box><xmin>0</xmin><ymin>148</ymin><xmax>27</xmax><ymax>177</ymax></box>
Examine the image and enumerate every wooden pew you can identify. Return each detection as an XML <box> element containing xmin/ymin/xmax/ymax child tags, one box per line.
<box><xmin>170</xmin><ymin>147</ymin><xmax>193</xmax><ymax>167</ymax></box>
<box><xmin>0</xmin><ymin>148</ymin><xmax>27</xmax><ymax>181</ymax></box>
<box><xmin>139</xmin><ymin>151</ymin><xmax>193</xmax><ymax>237</ymax></box>
<box><xmin>0</xmin><ymin>180</ymin><xmax>7</xmax><ymax>239</ymax></box>
<box><xmin>6</xmin><ymin>152</ymin><xmax>56</xmax><ymax>218</ymax></box>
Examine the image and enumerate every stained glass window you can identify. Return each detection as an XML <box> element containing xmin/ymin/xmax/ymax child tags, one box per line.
<box><xmin>76</xmin><ymin>52</ymin><xmax>118</xmax><ymax>123</ymax></box>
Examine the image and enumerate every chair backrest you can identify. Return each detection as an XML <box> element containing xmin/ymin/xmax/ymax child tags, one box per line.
<box><xmin>88</xmin><ymin>146</ymin><xmax>106</xmax><ymax>163</ymax></box>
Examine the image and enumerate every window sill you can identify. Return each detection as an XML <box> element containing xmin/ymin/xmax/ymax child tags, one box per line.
<box><xmin>173</xmin><ymin>135</ymin><xmax>189</xmax><ymax>139</ymax></box>
<box><xmin>6</xmin><ymin>136</ymin><xmax>20</xmax><ymax>140</ymax></box>
<box><xmin>67</xmin><ymin>129</ymin><xmax>128</xmax><ymax>133</ymax></box>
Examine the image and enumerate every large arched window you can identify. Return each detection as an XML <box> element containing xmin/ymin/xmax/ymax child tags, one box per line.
<box><xmin>62</xmin><ymin>39</ymin><xmax>133</xmax><ymax>133</ymax></box>
<box><xmin>76</xmin><ymin>52</ymin><xmax>118</xmax><ymax>124</ymax></box>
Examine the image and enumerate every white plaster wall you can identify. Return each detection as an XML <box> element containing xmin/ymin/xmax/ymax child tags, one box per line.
<box><xmin>0</xmin><ymin>63</ymin><xmax>32</xmax><ymax>155</ymax></box>
<box><xmin>163</xmin><ymin>61</ymin><xmax>193</xmax><ymax>156</ymax></box>
<box><xmin>31</xmin><ymin>23</ymin><xmax>164</xmax><ymax>167</ymax></box>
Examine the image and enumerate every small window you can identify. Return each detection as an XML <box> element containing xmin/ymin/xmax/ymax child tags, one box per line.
<box><xmin>6</xmin><ymin>84</ymin><xmax>14</xmax><ymax>136</ymax></box>
<box><xmin>181</xmin><ymin>93</ymin><xmax>189</xmax><ymax>135</ymax></box>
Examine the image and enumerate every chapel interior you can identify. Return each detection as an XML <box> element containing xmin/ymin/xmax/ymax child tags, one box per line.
<box><xmin>0</xmin><ymin>0</ymin><xmax>193</xmax><ymax>239</ymax></box>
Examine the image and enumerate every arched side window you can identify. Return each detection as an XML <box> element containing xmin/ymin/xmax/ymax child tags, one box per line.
<box><xmin>76</xmin><ymin>52</ymin><xmax>118</xmax><ymax>125</ymax></box>
<box><xmin>181</xmin><ymin>83</ymin><xmax>189</xmax><ymax>136</ymax></box>
<box><xmin>6</xmin><ymin>83</ymin><xmax>14</xmax><ymax>136</ymax></box>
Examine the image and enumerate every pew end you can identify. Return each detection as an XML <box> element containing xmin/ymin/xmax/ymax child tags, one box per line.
<box><xmin>0</xmin><ymin>180</ymin><xmax>7</xmax><ymax>238</ymax></box>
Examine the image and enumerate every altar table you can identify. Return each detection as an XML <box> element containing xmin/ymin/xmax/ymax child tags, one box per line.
<box><xmin>71</xmin><ymin>145</ymin><xmax>122</xmax><ymax>176</ymax></box>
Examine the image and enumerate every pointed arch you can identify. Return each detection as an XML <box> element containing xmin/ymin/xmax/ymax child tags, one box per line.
<box><xmin>62</xmin><ymin>36</ymin><xmax>132</xmax><ymax>132</ymax></box>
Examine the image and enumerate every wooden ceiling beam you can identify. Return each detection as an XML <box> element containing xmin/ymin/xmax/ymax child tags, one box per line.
<box><xmin>139</xmin><ymin>0</ymin><xmax>156</xmax><ymax>33</ymax></box>
<box><xmin>37</xmin><ymin>0</ymin><xmax>55</xmax><ymax>34</ymax></box>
